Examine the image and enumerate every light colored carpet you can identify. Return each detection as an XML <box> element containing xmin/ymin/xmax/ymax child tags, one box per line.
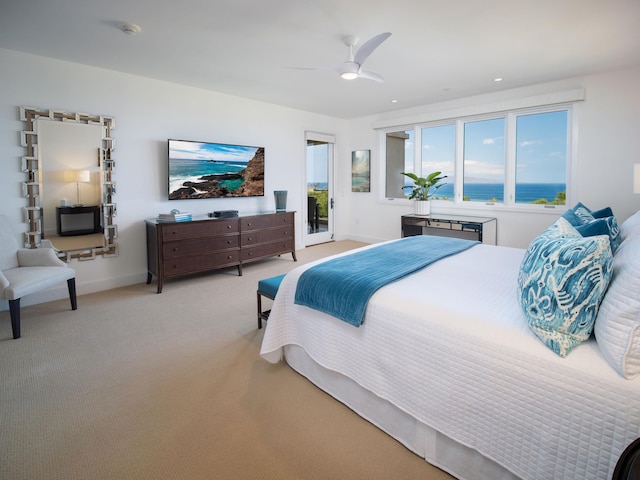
<box><xmin>0</xmin><ymin>240</ymin><xmax>453</xmax><ymax>480</ymax></box>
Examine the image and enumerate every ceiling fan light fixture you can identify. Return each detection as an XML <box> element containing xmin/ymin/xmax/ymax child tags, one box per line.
<box><xmin>341</xmin><ymin>72</ymin><xmax>359</xmax><ymax>80</ymax></box>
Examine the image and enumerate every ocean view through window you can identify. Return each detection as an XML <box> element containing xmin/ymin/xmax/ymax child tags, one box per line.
<box><xmin>435</xmin><ymin>182</ymin><xmax>566</xmax><ymax>203</ymax></box>
<box><xmin>387</xmin><ymin>104</ymin><xmax>572</xmax><ymax>208</ymax></box>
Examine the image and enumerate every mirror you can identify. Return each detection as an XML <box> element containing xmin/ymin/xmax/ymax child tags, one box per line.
<box><xmin>19</xmin><ymin>107</ymin><xmax>118</xmax><ymax>261</ymax></box>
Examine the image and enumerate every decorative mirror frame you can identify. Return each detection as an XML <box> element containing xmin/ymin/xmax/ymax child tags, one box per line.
<box><xmin>19</xmin><ymin>107</ymin><xmax>118</xmax><ymax>261</ymax></box>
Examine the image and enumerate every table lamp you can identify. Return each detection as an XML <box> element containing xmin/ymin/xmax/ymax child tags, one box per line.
<box><xmin>64</xmin><ymin>170</ymin><xmax>90</xmax><ymax>206</ymax></box>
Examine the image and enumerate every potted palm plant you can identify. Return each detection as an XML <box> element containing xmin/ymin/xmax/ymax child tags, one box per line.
<box><xmin>401</xmin><ymin>171</ymin><xmax>447</xmax><ymax>216</ymax></box>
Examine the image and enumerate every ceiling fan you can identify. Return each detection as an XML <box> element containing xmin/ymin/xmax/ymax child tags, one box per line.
<box><xmin>297</xmin><ymin>32</ymin><xmax>392</xmax><ymax>82</ymax></box>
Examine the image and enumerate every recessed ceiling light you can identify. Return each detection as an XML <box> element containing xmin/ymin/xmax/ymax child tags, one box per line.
<box><xmin>391</xmin><ymin>99</ymin><xmax>399</xmax><ymax>103</ymax></box>
<box><xmin>120</xmin><ymin>23</ymin><xmax>141</xmax><ymax>35</ymax></box>
<box><xmin>493</xmin><ymin>77</ymin><xmax>503</xmax><ymax>82</ymax></box>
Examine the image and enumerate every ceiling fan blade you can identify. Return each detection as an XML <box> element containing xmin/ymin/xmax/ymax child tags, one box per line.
<box><xmin>358</xmin><ymin>69</ymin><xmax>385</xmax><ymax>83</ymax></box>
<box><xmin>353</xmin><ymin>32</ymin><xmax>391</xmax><ymax>66</ymax></box>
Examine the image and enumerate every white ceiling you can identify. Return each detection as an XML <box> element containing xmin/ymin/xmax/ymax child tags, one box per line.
<box><xmin>2</xmin><ymin>0</ymin><xmax>639</xmax><ymax>119</ymax></box>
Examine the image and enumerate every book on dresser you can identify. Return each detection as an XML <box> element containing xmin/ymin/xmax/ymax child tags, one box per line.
<box><xmin>156</xmin><ymin>212</ymin><xmax>192</xmax><ymax>223</ymax></box>
<box><xmin>145</xmin><ymin>212</ymin><xmax>296</xmax><ymax>293</ymax></box>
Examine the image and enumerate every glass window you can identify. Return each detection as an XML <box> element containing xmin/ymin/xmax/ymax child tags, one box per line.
<box><xmin>515</xmin><ymin>110</ymin><xmax>568</xmax><ymax>205</ymax></box>
<box><xmin>421</xmin><ymin>124</ymin><xmax>455</xmax><ymax>200</ymax></box>
<box><xmin>463</xmin><ymin>118</ymin><xmax>505</xmax><ymax>203</ymax></box>
<box><xmin>381</xmin><ymin>103</ymin><xmax>573</xmax><ymax>210</ymax></box>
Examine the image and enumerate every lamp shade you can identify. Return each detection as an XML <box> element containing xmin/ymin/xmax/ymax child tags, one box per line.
<box><xmin>635</xmin><ymin>164</ymin><xmax>640</xmax><ymax>194</ymax></box>
<box><xmin>64</xmin><ymin>170</ymin><xmax>90</xmax><ymax>183</ymax></box>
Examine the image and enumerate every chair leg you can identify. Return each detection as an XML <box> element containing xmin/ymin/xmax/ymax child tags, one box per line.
<box><xmin>257</xmin><ymin>291</ymin><xmax>263</xmax><ymax>329</ymax></box>
<box><xmin>67</xmin><ymin>278</ymin><xmax>77</xmax><ymax>311</ymax></box>
<box><xmin>9</xmin><ymin>298</ymin><xmax>21</xmax><ymax>339</ymax></box>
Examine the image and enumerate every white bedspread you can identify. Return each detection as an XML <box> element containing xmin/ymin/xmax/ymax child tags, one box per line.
<box><xmin>260</xmin><ymin>243</ymin><xmax>640</xmax><ymax>480</ymax></box>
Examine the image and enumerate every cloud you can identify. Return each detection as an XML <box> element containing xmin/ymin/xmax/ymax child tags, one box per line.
<box><xmin>519</xmin><ymin>140</ymin><xmax>537</xmax><ymax>147</ymax></box>
<box><xmin>482</xmin><ymin>138</ymin><xmax>495</xmax><ymax>145</ymax></box>
<box><xmin>464</xmin><ymin>159</ymin><xmax>504</xmax><ymax>180</ymax></box>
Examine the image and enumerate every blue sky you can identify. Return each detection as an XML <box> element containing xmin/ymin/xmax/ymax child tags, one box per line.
<box><xmin>515</xmin><ymin>110</ymin><xmax>567</xmax><ymax>184</ymax></box>
<box><xmin>169</xmin><ymin>140</ymin><xmax>259</xmax><ymax>164</ymax></box>
<box><xmin>419</xmin><ymin>110</ymin><xmax>568</xmax><ymax>184</ymax></box>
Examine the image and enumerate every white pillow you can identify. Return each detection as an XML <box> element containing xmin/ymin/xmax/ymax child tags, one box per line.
<box><xmin>594</xmin><ymin>234</ymin><xmax>640</xmax><ymax>379</ymax></box>
<box><xmin>620</xmin><ymin>210</ymin><xmax>640</xmax><ymax>240</ymax></box>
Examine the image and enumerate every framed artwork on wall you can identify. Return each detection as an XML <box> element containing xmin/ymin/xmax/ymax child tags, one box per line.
<box><xmin>352</xmin><ymin>150</ymin><xmax>370</xmax><ymax>192</ymax></box>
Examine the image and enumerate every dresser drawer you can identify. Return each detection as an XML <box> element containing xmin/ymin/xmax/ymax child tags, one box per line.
<box><xmin>241</xmin><ymin>240</ymin><xmax>294</xmax><ymax>262</ymax></box>
<box><xmin>163</xmin><ymin>235</ymin><xmax>239</xmax><ymax>259</ymax></box>
<box><xmin>160</xmin><ymin>219</ymin><xmax>238</xmax><ymax>241</ymax></box>
<box><xmin>429</xmin><ymin>221</ymin><xmax>452</xmax><ymax>230</ymax></box>
<box><xmin>163</xmin><ymin>250</ymin><xmax>240</xmax><ymax>276</ymax></box>
<box><xmin>241</xmin><ymin>225</ymin><xmax>293</xmax><ymax>246</ymax></box>
<box><xmin>240</xmin><ymin>212</ymin><xmax>293</xmax><ymax>231</ymax></box>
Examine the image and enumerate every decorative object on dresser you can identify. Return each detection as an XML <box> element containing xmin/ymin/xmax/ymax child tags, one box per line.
<box><xmin>273</xmin><ymin>190</ymin><xmax>288</xmax><ymax>212</ymax></box>
<box><xmin>156</xmin><ymin>210</ymin><xmax>192</xmax><ymax>223</ymax></box>
<box><xmin>401</xmin><ymin>213</ymin><xmax>497</xmax><ymax>244</ymax></box>
<box><xmin>146</xmin><ymin>212</ymin><xmax>295</xmax><ymax>293</ymax></box>
<box><xmin>209</xmin><ymin>210</ymin><xmax>238</xmax><ymax>218</ymax></box>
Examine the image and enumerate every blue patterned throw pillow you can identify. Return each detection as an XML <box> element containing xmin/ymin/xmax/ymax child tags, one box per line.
<box><xmin>518</xmin><ymin>218</ymin><xmax>614</xmax><ymax>357</ymax></box>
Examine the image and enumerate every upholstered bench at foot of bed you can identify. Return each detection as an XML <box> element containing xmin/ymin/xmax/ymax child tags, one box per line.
<box><xmin>257</xmin><ymin>274</ymin><xmax>285</xmax><ymax>329</ymax></box>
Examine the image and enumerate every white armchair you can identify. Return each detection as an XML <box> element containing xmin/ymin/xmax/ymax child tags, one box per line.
<box><xmin>0</xmin><ymin>215</ymin><xmax>77</xmax><ymax>339</ymax></box>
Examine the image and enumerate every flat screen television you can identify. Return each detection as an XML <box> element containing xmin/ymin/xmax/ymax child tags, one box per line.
<box><xmin>168</xmin><ymin>139</ymin><xmax>264</xmax><ymax>200</ymax></box>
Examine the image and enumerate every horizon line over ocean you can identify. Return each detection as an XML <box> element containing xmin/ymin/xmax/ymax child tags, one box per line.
<box><xmin>435</xmin><ymin>182</ymin><xmax>565</xmax><ymax>203</ymax></box>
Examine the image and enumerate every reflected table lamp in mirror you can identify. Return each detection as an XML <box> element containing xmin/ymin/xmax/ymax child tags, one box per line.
<box><xmin>64</xmin><ymin>169</ymin><xmax>90</xmax><ymax>206</ymax></box>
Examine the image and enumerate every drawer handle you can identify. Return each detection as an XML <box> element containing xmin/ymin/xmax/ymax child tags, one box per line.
<box><xmin>173</xmin><ymin>247</ymin><xmax>179</xmax><ymax>252</ymax></box>
<box><xmin>247</xmin><ymin>236</ymin><xmax>252</xmax><ymax>241</ymax></box>
<box><xmin>227</xmin><ymin>255</ymin><xmax>232</xmax><ymax>259</ymax></box>
<box><xmin>226</xmin><ymin>225</ymin><xmax>231</xmax><ymax>229</ymax></box>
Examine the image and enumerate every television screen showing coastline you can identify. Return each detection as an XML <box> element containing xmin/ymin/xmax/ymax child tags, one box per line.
<box><xmin>168</xmin><ymin>139</ymin><xmax>264</xmax><ymax>200</ymax></box>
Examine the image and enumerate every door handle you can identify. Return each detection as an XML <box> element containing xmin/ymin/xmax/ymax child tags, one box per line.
<box><xmin>330</xmin><ymin>198</ymin><xmax>334</xmax><ymax>209</ymax></box>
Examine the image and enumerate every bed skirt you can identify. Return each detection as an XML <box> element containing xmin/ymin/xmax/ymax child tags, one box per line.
<box><xmin>284</xmin><ymin>344</ymin><xmax>519</xmax><ymax>480</ymax></box>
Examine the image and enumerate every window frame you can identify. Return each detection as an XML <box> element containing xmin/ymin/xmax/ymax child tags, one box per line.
<box><xmin>379</xmin><ymin>102</ymin><xmax>577</xmax><ymax>214</ymax></box>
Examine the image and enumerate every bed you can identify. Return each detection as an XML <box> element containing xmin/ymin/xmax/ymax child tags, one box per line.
<box><xmin>260</xmin><ymin>208</ymin><xmax>640</xmax><ymax>480</ymax></box>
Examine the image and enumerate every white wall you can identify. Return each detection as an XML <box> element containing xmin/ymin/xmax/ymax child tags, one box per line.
<box><xmin>0</xmin><ymin>48</ymin><xmax>348</xmax><ymax>307</ymax></box>
<box><xmin>345</xmin><ymin>66</ymin><xmax>640</xmax><ymax>247</ymax></box>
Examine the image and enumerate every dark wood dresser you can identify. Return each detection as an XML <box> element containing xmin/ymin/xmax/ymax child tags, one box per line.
<box><xmin>146</xmin><ymin>212</ymin><xmax>296</xmax><ymax>293</ymax></box>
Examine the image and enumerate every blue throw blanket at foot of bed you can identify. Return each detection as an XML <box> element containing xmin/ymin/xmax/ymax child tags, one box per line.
<box><xmin>294</xmin><ymin>235</ymin><xmax>479</xmax><ymax>326</ymax></box>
